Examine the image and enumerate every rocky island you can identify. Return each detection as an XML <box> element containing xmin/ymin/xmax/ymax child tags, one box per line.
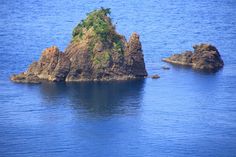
<box><xmin>11</xmin><ymin>8</ymin><xmax>147</xmax><ymax>83</ymax></box>
<box><xmin>162</xmin><ymin>44</ymin><xmax>224</xmax><ymax>71</ymax></box>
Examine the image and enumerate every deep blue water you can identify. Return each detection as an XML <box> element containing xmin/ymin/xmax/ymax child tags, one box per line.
<box><xmin>1</xmin><ymin>0</ymin><xmax>236</xmax><ymax>156</ymax></box>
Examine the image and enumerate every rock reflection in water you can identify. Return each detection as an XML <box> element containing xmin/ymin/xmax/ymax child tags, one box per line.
<box><xmin>39</xmin><ymin>79</ymin><xmax>145</xmax><ymax>116</ymax></box>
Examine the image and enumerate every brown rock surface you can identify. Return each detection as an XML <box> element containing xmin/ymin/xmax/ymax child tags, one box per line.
<box><xmin>162</xmin><ymin>43</ymin><xmax>224</xmax><ymax>71</ymax></box>
<box><xmin>11</xmin><ymin>8</ymin><xmax>147</xmax><ymax>83</ymax></box>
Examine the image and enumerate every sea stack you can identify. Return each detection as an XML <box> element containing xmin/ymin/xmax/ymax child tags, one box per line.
<box><xmin>162</xmin><ymin>43</ymin><xmax>224</xmax><ymax>72</ymax></box>
<box><xmin>11</xmin><ymin>8</ymin><xmax>147</xmax><ymax>83</ymax></box>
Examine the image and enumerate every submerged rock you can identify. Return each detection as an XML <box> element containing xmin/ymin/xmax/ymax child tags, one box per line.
<box><xmin>162</xmin><ymin>44</ymin><xmax>224</xmax><ymax>72</ymax></box>
<box><xmin>151</xmin><ymin>74</ymin><xmax>160</xmax><ymax>79</ymax></box>
<box><xmin>162</xmin><ymin>66</ymin><xmax>170</xmax><ymax>70</ymax></box>
<box><xmin>11</xmin><ymin>8</ymin><xmax>147</xmax><ymax>83</ymax></box>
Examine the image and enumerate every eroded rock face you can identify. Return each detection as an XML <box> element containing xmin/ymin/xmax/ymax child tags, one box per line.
<box><xmin>11</xmin><ymin>46</ymin><xmax>71</xmax><ymax>83</ymax></box>
<box><xmin>162</xmin><ymin>44</ymin><xmax>224</xmax><ymax>72</ymax></box>
<box><xmin>11</xmin><ymin>9</ymin><xmax>147</xmax><ymax>83</ymax></box>
<box><xmin>125</xmin><ymin>33</ymin><xmax>147</xmax><ymax>77</ymax></box>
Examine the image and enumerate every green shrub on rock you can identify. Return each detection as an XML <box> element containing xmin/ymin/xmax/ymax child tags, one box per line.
<box><xmin>72</xmin><ymin>7</ymin><xmax>124</xmax><ymax>54</ymax></box>
<box><xmin>72</xmin><ymin>8</ymin><xmax>112</xmax><ymax>41</ymax></box>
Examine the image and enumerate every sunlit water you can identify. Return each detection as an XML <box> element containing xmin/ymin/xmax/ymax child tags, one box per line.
<box><xmin>1</xmin><ymin>0</ymin><xmax>236</xmax><ymax>156</ymax></box>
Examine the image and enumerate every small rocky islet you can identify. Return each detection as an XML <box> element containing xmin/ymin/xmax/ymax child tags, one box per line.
<box><xmin>163</xmin><ymin>44</ymin><xmax>224</xmax><ymax>72</ymax></box>
<box><xmin>11</xmin><ymin>8</ymin><xmax>224</xmax><ymax>83</ymax></box>
<box><xmin>11</xmin><ymin>8</ymin><xmax>147</xmax><ymax>83</ymax></box>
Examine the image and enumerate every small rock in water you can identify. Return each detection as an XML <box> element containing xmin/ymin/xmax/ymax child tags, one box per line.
<box><xmin>162</xmin><ymin>66</ymin><xmax>170</xmax><ymax>70</ymax></box>
<box><xmin>162</xmin><ymin>43</ymin><xmax>224</xmax><ymax>72</ymax></box>
<box><xmin>151</xmin><ymin>74</ymin><xmax>160</xmax><ymax>79</ymax></box>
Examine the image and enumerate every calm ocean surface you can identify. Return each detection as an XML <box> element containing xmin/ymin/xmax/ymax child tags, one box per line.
<box><xmin>1</xmin><ymin>0</ymin><xmax>236</xmax><ymax>156</ymax></box>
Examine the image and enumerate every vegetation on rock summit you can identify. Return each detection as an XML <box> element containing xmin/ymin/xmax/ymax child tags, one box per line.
<box><xmin>72</xmin><ymin>8</ymin><xmax>124</xmax><ymax>54</ymax></box>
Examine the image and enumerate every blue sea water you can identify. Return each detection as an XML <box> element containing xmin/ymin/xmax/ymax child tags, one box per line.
<box><xmin>1</xmin><ymin>0</ymin><xmax>236</xmax><ymax>156</ymax></box>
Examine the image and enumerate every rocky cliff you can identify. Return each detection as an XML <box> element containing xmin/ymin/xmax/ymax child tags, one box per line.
<box><xmin>162</xmin><ymin>44</ymin><xmax>224</xmax><ymax>71</ymax></box>
<box><xmin>11</xmin><ymin>8</ymin><xmax>147</xmax><ymax>83</ymax></box>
